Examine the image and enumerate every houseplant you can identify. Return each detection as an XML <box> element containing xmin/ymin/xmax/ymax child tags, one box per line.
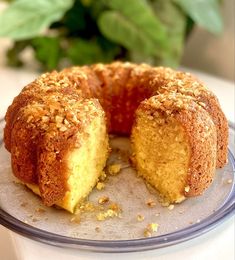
<box><xmin>0</xmin><ymin>0</ymin><xmax>223</xmax><ymax>71</ymax></box>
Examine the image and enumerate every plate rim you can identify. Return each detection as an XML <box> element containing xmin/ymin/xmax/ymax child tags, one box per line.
<box><xmin>0</xmin><ymin>125</ymin><xmax>234</xmax><ymax>253</ymax></box>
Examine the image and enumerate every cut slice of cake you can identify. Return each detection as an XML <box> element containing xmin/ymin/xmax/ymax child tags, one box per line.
<box><xmin>131</xmin><ymin>93</ymin><xmax>217</xmax><ymax>204</ymax></box>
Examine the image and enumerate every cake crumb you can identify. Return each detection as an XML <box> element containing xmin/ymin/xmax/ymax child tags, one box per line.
<box><xmin>109</xmin><ymin>203</ymin><xmax>122</xmax><ymax>213</ymax></box>
<box><xmin>32</xmin><ymin>217</ymin><xmax>39</xmax><ymax>222</ymax></box>
<box><xmin>98</xmin><ymin>196</ymin><xmax>109</xmax><ymax>205</ymax></box>
<box><xmin>137</xmin><ymin>214</ymin><xmax>145</xmax><ymax>222</ymax></box>
<box><xmin>96</xmin><ymin>182</ymin><xmax>105</xmax><ymax>190</ymax></box>
<box><xmin>155</xmin><ymin>213</ymin><xmax>160</xmax><ymax>217</ymax></box>
<box><xmin>168</xmin><ymin>204</ymin><xmax>174</xmax><ymax>210</ymax></box>
<box><xmin>108</xmin><ymin>164</ymin><xmax>121</xmax><ymax>175</ymax></box>
<box><xmin>184</xmin><ymin>186</ymin><xmax>190</xmax><ymax>192</ymax></box>
<box><xmin>160</xmin><ymin>201</ymin><xmax>170</xmax><ymax>207</ymax></box>
<box><xmin>144</xmin><ymin>223</ymin><xmax>159</xmax><ymax>237</ymax></box>
<box><xmin>144</xmin><ymin>230</ymin><xmax>152</xmax><ymax>238</ymax></box>
<box><xmin>35</xmin><ymin>208</ymin><xmax>46</xmax><ymax>213</ymax></box>
<box><xmin>146</xmin><ymin>199</ymin><xmax>156</xmax><ymax>208</ymax></box>
<box><xmin>96</xmin><ymin>203</ymin><xmax>122</xmax><ymax>221</ymax></box>
<box><xmin>95</xmin><ymin>226</ymin><xmax>101</xmax><ymax>233</ymax></box>
<box><xmin>80</xmin><ymin>201</ymin><xmax>95</xmax><ymax>212</ymax></box>
<box><xmin>100</xmin><ymin>171</ymin><xmax>107</xmax><ymax>181</ymax></box>
<box><xmin>70</xmin><ymin>215</ymin><xmax>81</xmax><ymax>224</ymax></box>
<box><xmin>227</xmin><ymin>179</ymin><xmax>232</xmax><ymax>184</ymax></box>
<box><xmin>96</xmin><ymin>209</ymin><xmax>118</xmax><ymax>221</ymax></box>
<box><xmin>20</xmin><ymin>202</ymin><xmax>28</xmax><ymax>207</ymax></box>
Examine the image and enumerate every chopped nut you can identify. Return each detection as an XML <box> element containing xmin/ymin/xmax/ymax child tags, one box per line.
<box><xmin>96</xmin><ymin>209</ymin><xmax>118</xmax><ymax>221</ymax></box>
<box><xmin>160</xmin><ymin>201</ymin><xmax>170</xmax><ymax>207</ymax></box>
<box><xmin>108</xmin><ymin>164</ymin><xmax>121</xmax><ymax>175</ymax></box>
<box><xmin>35</xmin><ymin>208</ymin><xmax>46</xmax><ymax>213</ymax></box>
<box><xmin>26</xmin><ymin>115</ymin><xmax>34</xmax><ymax>123</ymax></box>
<box><xmin>144</xmin><ymin>223</ymin><xmax>159</xmax><ymax>237</ymax></box>
<box><xmin>79</xmin><ymin>201</ymin><xmax>95</xmax><ymax>212</ymax></box>
<box><xmin>96</xmin><ymin>182</ymin><xmax>105</xmax><ymax>190</ymax></box>
<box><xmin>41</xmin><ymin>116</ymin><xmax>49</xmax><ymax>123</ymax></box>
<box><xmin>55</xmin><ymin>115</ymin><xmax>63</xmax><ymax>124</ymax></box>
<box><xmin>108</xmin><ymin>203</ymin><xmax>121</xmax><ymax>212</ymax></box>
<box><xmin>184</xmin><ymin>186</ymin><xmax>190</xmax><ymax>192</ymax></box>
<box><xmin>20</xmin><ymin>202</ymin><xmax>28</xmax><ymax>207</ymax></box>
<box><xmin>99</xmin><ymin>171</ymin><xmax>107</xmax><ymax>181</ymax></box>
<box><xmin>64</xmin><ymin>119</ymin><xmax>70</xmax><ymax>125</ymax></box>
<box><xmin>59</xmin><ymin>125</ymin><xmax>67</xmax><ymax>132</ymax></box>
<box><xmin>168</xmin><ymin>204</ymin><xmax>174</xmax><ymax>210</ymax></box>
<box><xmin>95</xmin><ymin>227</ymin><xmax>101</xmax><ymax>233</ymax></box>
<box><xmin>96</xmin><ymin>203</ymin><xmax>122</xmax><ymax>221</ymax></box>
<box><xmin>175</xmin><ymin>196</ymin><xmax>186</xmax><ymax>203</ymax></box>
<box><xmin>144</xmin><ymin>230</ymin><xmax>152</xmax><ymax>237</ymax></box>
<box><xmin>137</xmin><ymin>214</ymin><xmax>145</xmax><ymax>222</ymax></box>
<box><xmin>147</xmin><ymin>223</ymin><xmax>159</xmax><ymax>232</ymax></box>
<box><xmin>70</xmin><ymin>215</ymin><xmax>81</xmax><ymax>224</ymax></box>
<box><xmin>98</xmin><ymin>196</ymin><xmax>109</xmax><ymax>205</ymax></box>
<box><xmin>146</xmin><ymin>199</ymin><xmax>156</xmax><ymax>208</ymax></box>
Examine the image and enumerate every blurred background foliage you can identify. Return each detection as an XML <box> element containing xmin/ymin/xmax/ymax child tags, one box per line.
<box><xmin>0</xmin><ymin>0</ymin><xmax>223</xmax><ymax>71</ymax></box>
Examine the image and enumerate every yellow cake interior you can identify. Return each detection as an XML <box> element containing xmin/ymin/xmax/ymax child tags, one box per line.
<box><xmin>131</xmin><ymin>111</ymin><xmax>191</xmax><ymax>203</ymax></box>
<box><xmin>25</xmin><ymin>116</ymin><xmax>109</xmax><ymax>213</ymax></box>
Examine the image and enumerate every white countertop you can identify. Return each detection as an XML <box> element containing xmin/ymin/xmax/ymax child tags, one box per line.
<box><xmin>0</xmin><ymin>68</ymin><xmax>234</xmax><ymax>260</ymax></box>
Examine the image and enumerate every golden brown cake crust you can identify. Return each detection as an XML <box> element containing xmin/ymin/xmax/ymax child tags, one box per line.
<box><xmin>4</xmin><ymin>62</ymin><xmax>228</xmax><ymax>206</ymax></box>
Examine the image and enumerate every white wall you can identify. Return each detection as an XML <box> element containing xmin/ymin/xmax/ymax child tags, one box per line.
<box><xmin>182</xmin><ymin>0</ymin><xmax>235</xmax><ymax>81</ymax></box>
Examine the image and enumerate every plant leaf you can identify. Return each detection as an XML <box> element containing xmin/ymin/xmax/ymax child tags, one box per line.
<box><xmin>98</xmin><ymin>0</ymin><xmax>170</xmax><ymax>56</ymax></box>
<box><xmin>105</xmin><ymin>0</ymin><xmax>168</xmax><ymax>46</ymax></box>
<box><xmin>151</xmin><ymin>0</ymin><xmax>187</xmax><ymax>67</ymax></box>
<box><xmin>31</xmin><ymin>37</ymin><xmax>61</xmax><ymax>70</ymax></box>
<box><xmin>174</xmin><ymin>0</ymin><xmax>223</xmax><ymax>34</ymax></box>
<box><xmin>7</xmin><ymin>40</ymin><xmax>30</xmax><ymax>67</ymax></box>
<box><xmin>67</xmin><ymin>38</ymin><xmax>120</xmax><ymax>65</ymax></box>
<box><xmin>98</xmin><ymin>11</ymin><xmax>157</xmax><ymax>55</ymax></box>
<box><xmin>0</xmin><ymin>0</ymin><xmax>74</xmax><ymax>40</ymax></box>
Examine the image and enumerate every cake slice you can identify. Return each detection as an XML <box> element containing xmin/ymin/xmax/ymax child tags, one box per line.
<box><xmin>9</xmin><ymin>92</ymin><xmax>109</xmax><ymax>213</ymax></box>
<box><xmin>131</xmin><ymin>93</ymin><xmax>217</xmax><ymax>204</ymax></box>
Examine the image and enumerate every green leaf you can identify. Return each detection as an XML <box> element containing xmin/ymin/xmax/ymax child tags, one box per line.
<box><xmin>67</xmin><ymin>38</ymin><xmax>119</xmax><ymax>65</ymax></box>
<box><xmin>174</xmin><ymin>0</ymin><xmax>223</xmax><ymax>34</ymax></box>
<box><xmin>151</xmin><ymin>0</ymin><xmax>187</xmax><ymax>67</ymax></box>
<box><xmin>63</xmin><ymin>0</ymin><xmax>87</xmax><ymax>34</ymax></box>
<box><xmin>98</xmin><ymin>0</ymin><xmax>169</xmax><ymax>56</ymax></box>
<box><xmin>31</xmin><ymin>37</ymin><xmax>61</xmax><ymax>70</ymax></box>
<box><xmin>105</xmin><ymin>0</ymin><xmax>168</xmax><ymax>45</ymax></box>
<box><xmin>98</xmin><ymin>11</ymin><xmax>156</xmax><ymax>55</ymax></box>
<box><xmin>7</xmin><ymin>40</ymin><xmax>30</xmax><ymax>67</ymax></box>
<box><xmin>0</xmin><ymin>0</ymin><xmax>74</xmax><ymax>40</ymax></box>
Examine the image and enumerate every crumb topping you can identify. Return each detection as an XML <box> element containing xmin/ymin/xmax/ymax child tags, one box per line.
<box><xmin>96</xmin><ymin>182</ymin><xmax>105</xmax><ymax>190</ymax></box>
<box><xmin>144</xmin><ymin>223</ymin><xmax>159</xmax><ymax>237</ymax></box>
<box><xmin>107</xmin><ymin>164</ymin><xmax>121</xmax><ymax>175</ymax></box>
<box><xmin>144</xmin><ymin>93</ymin><xmax>196</xmax><ymax>115</ymax></box>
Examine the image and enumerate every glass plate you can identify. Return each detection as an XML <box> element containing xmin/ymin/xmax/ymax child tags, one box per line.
<box><xmin>0</xmin><ymin>121</ymin><xmax>234</xmax><ymax>253</ymax></box>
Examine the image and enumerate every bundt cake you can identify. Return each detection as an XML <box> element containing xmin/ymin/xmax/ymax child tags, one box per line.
<box><xmin>4</xmin><ymin>62</ymin><xmax>228</xmax><ymax>213</ymax></box>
